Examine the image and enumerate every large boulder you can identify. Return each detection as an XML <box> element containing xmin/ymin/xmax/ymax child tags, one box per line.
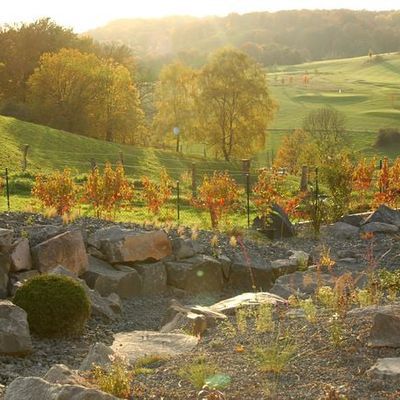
<box><xmin>89</xmin><ymin>227</ymin><xmax>172</xmax><ymax>264</ymax></box>
<box><xmin>0</xmin><ymin>300</ymin><xmax>32</xmax><ymax>355</ymax></box>
<box><xmin>171</xmin><ymin>237</ymin><xmax>199</xmax><ymax>260</ymax></box>
<box><xmin>133</xmin><ymin>262</ymin><xmax>167</xmax><ymax>294</ymax></box>
<box><xmin>79</xmin><ymin>342</ymin><xmax>114</xmax><ymax>371</ymax></box>
<box><xmin>363</xmin><ymin>204</ymin><xmax>400</xmax><ymax>227</ymax></box>
<box><xmin>0</xmin><ymin>256</ymin><xmax>9</xmax><ymax>299</ymax></box>
<box><xmin>227</xmin><ymin>252</ymin><xmax>274</xmax><ymax>291</ymax></box>
<box><xmin>4</xmin><ymin>376</ymin><xmax>119</xmax><ymax>400</ymax></box>
<box><xmin>10</xmin><ymin>238</ymin><xmax>32</xmax><ymax>272</ymax></box>
<box><xmin>26</xmin><ymin>225</ymin><xmax>64</xmax><ymax>247</ymax></box>
<box><xmin>368</xmin><ymin>308</ymin><xmax>400</xmax><ymax>348</ymax></box>
<box><xmin>329</xmin><ymin>222</ymin><xmax>359</xmax><ymax>239</ymax></box>
<box><xmin>111</xmin><ymin>331</ymin><xmax>198</xmax><ymax>364</ymax></box>
<box><xmin>252</xmin><ymin>204</ymin><xmax>295</xmax><ymax>239</ymax></box>
<box><xmin>43</xmin><ymin>364</ymin><xmax>83</xmax><ymax>385</ymax></box>
<box><xmin>165</xmin><ymin>255</ymin><xmax>223</xmax><ymax>293</ymax></box>
<box><xmin>31</xmin><ymin>230</ymin><xmax>88</xmax><ymax>276</ymax></box>
<box><xmin>83</xmin><ymin>256</ymin><xmax>141</xmax><ymax>298</ymax></box>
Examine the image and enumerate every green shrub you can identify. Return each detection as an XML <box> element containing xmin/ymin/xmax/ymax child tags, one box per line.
<box><xmin>13</xmin><ymin>274</ymin><xmax>91</xmax><ymax>338</ymax></box>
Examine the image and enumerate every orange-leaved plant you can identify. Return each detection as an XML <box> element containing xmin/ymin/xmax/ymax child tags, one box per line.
<box><xmin>374</xmin><ymin>157</ymin><xmax>400</xmax><ymax>208</ymax></box>
<box><xmin>84</xmin><ymin>162</ymin><xmax>133</xmax><ymax>218</ymax></box>
<box><xmin>194</xmin><ymin>171</ymin><xmax>242</xmax><ymax>229</ymax></box>
<box><xmin>32</xmin><ymin>168</ymin><xmax>78</xmax><ymax>215</ymax></box>
<box><xmin>141</xmin><ymin>168</ymin><xmax>172</xmax><ymax>214</ymax></box>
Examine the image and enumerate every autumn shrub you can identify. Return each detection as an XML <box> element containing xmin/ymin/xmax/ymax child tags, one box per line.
<box><xmin>32</xmin><ymin>168</ymin><xmax>78</xmax><ymax>215</ymax></box>
<box><xmin>194</xmin><ymin>171</ymin><xmax>242</xmax><ymax>229</ymax></box>
<box><xmin>84</xmin><ymin>162</ymin><xmax>133</xmax><ymax>217</ymax></box>
<box><xmin>141</xmin><ymin>168</ymin><xmax>172</xmax><ymax>214</ymax></box>
<box><xmin>253</xmin><ymin>168</ymin><xmax>284</xmax><ymax>218</ymax></box>
<box><xmin>13</xmin><ymin>274</ymin><xmax>91</xmax><ymax>338</ymax></box>
<box><xmin>320</xmin><ymin>153</ymin><xmax>354</xmax><ymax>221</ymax></box>
<box><xmin>372</xmin><ymin>157</ymin><xmax>400</xmax><ymax>207</ymax></box>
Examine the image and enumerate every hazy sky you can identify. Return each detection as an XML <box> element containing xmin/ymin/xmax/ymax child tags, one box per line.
<box><xmin>1</xmin><ymin>0</ymin><xmax>399</xmax><ymax>32</ymax></box>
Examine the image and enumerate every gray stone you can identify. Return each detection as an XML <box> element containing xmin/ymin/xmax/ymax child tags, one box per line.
<box><xmin>363</xmin><ymin>204</ymin><xmax>400</xmax><ymax>227</ymax></box>
<box><xmin>361</xmin><ymin>222</ymin><xmax>399</xmax><ymax>234</ymax></box>
<box><xmin>368</xmin><ymin>358</ymin><xmax>400</xmax><ymax>378</ymax></box>
<box><xmin>83</xmin><ymin>256</ymin><xmax>141</xmax><ymax>298</ymax></box>
<box><xmin>0</xmin><ymin>264</ymin><xmax>8</xmax><ymax>299</ymax></box>
<box><xmin>0</xmin><ymin>300</ymin><xmax>32</xmax><ymax>355</ymax></box>
<box><xmin>165</xmin><ymin>255</ymin><xmax>223</xmax><ymax>293</ymax></box>
<box><xmin>44</xmin><ymin>364</ymin><xmax>82</xmax><ymax>385</ymax></box>
<box><xmin>329</xmin><ymin>222</ymin><xmax>359</xmax><ymax>239</ymax></box>
<box><xmin>26</xmin><ymin>225</ymin><xmax>64</xmax><ymax>246</ymax></box>
<box><xmin>271</xmin><ymin>258</ymin><xmax>298</xmax><ymax>279</ymax></box>
<box><xmin>32</xmin><ymin>230</ymin><xmax>88</xmax><ymax>276</ymax></box>
<box><xmin>4</xmin><ymin>376</ymin><xmax>119</xmax><ymax>400</ymax></box>
<box><xmin>79</xmin><ymin>342</ymin><xmax>114</xmax><ymax>371</ymax></box>
<box><xmin>133</xmin><ymin>262</ymin><xmax>167</xmax><ymax>294</ymax></box>
<box><xmin>172</xmin><ymin>237</ymin><xmax>199</xmax><ymax>260</ymax></box>
<box><xmin>111</xmin><ymin>331</ymin><xmax>198</xmax><ymax>364</ymax></box>
<box><xmin>106</xmin><ymin>293</ymin><xmax>122</xmax><ymax>314</ymax></box>
<box><xmin>10</xmin><ymin>238</ymin><xmax>32</xmax><ymax>272</ymax></box>
<box><xmin>0</xmin><ymin>229</ymin><xmax>13</xmax><ymax>249</ymax></box>
<box><xmin>340</xmin><ymin>213</ymin><xmax>368</xmax><ymax>227</ymax></box>
<box><xmin>368</xmin><ymin>310</ymin><xmax>400</xmax><ymax>348</ymax></box>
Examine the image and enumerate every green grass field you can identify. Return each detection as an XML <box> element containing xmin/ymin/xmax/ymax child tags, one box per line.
<box><xmin>266</xmin><ymin>52</ymin><xmax>400</xmax><ymax>158</ymax></box>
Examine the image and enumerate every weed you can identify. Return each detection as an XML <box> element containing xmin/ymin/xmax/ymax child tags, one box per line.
<box><xmin>299</xmin><ymin>298</ymin><xmax>317</xmax><ymax>323</ymax></box>
<box><xmin>91</xmin><ymin>356</ymin><xmax>133</xmax><ymax>399</ymax></box>
<box><xmin>255</xmin><ymin>303</ymin><xmax>275</xmax><ymax>333</ymax></box>
<box><xmin>178</xmin><ymin>356</ymin><xmax>219</xmax><ymax>390</ymax></box>
<box><xmin>328</xmin><ymin>313</ymin><xmax>345</xmax><ymax>347</ymax></box>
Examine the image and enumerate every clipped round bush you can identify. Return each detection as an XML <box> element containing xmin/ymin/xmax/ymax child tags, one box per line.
<box><xmin>13</xmin><ymin>274</ymin><xmax>91</xmax><ymax>338</ymax></box>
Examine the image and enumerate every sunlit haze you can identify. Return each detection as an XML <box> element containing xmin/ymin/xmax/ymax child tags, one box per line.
<box><xmin>1</xmin><ymin>0</ymin><xmax>399</xmax><ymax>32</ymax></box>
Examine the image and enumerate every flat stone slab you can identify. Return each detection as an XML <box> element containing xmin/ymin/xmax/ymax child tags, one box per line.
<box><xmin>210</xmin><ymin>292</ymin><xmax>287</xmax><ymax>314</ymax></box>
<box><xmin>111</xmin><ymin>331</ymin><xmax>198</xmax><ymax>364</ymax></box>
<box><xmin>368</xmin><ymin>358</ymin><xmax>400</xmax><ymax>378</ymax></box>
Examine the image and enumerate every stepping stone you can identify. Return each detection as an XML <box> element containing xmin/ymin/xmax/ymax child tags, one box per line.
<box><xmin>111</xmin><ymin>331</ymin><xmax>198</xmax><ymax>364</ymax></box>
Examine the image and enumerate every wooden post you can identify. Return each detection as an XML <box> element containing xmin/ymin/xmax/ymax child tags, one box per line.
<box><xmin>300</xmin><ymin>165</ymin><xmax>309</xmax><ymax>192</ymax></box>
<box><xmin>21</xmin><ymin>144</ymin><xmax>29</xmax><ymax>171</ymax></box>
<box><xmin>242</xmin><ymin>159</ymin><xmax>251</xmax><ymax>174</ymax></box>
<box><xmin>90</xmin><ymin>158</ymin><xmax>97</xmax><ymax>171</ymax></box>
<box><xmin>191</xmin><ymin>162</ymin><xmax>197</xmax><ymax>198</ymax></box>
<box><xmin>119</xmin><ymin>151</ymin><xmax>124</xmax><ymax>167</ymax></box>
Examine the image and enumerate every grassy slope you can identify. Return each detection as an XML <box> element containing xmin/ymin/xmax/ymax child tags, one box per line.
<box><xmin>0</xmin><ymin>115</ymin><xmax>245</xmax><ymax>180</ymax></box>
<box><xmin>266</xmin><ymin>53</ymin><xmax>400</xmax><ymax>158</ymax></box>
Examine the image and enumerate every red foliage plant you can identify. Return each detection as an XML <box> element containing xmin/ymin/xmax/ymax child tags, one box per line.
<box><xmin>141</xmin><ymin>168</ymin><xmax>172</xmax><ymax>214</ymax></box>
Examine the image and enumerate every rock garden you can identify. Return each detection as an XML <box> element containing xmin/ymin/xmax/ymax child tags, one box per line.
<box><xmin>0</xmin><ymin>205</ymin><xmax>399</xmax><ymax>399</ymax></box>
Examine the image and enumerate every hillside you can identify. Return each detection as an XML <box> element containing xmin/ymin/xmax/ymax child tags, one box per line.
<box><xmin>0</xmin><ymin>115</ymin><xmax>245</xmax><ymax>179</ymax></box>
<box><xmin>265</xmin><ymin>52</ymin><xmax>400</xmax><ymax>158</ymax></box>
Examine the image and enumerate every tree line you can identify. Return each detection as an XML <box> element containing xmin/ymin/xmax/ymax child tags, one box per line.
<box><xmin>88</xmin><ymin>10</ymin><xmax>400</xmax><ymax>78</ymax></box>
<box><xmin>0</xmin><ymin>19</ymin><xmax>275</xmax><ymax>160</ymax></box>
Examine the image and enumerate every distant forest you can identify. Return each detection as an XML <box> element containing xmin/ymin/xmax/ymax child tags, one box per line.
<box><xmin>88</xmin><ymin>10</ymin><xmax>400</xmax><ymax>78</ymax></box>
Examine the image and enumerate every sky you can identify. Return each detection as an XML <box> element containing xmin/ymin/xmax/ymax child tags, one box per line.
<box><xmin>1</xmin><ymin>0</ymin><xmax>399</xmax><ymax>32</ymax></box>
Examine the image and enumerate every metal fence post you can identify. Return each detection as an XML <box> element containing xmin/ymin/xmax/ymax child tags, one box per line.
<box><xmin>5</xmin><ymin>168</ymin><xmax>10</xmax><ymax>211</ymax></box>
<box><xmin>246</xmin><ymin>173</ymin><xmax>251</xmax><ymax>228</ymax></box>
<box><xmin>176</xmin><ymin>180</ymin><xmax>180</xmax><ymax>222</ymax></box>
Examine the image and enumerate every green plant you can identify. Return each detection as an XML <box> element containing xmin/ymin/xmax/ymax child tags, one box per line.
<box><xmin>378</xmin><ymin>269</ymin><xmax>400</xmax><ymax>300</ymax></box>
<box><xmin>299</xmin><ymin>298</ymin><xmax>317</xmax><ymax>323</ymax></box>
<box><xmin>92</xmin><ymin>356</ymin><xmax>133</xmax><ymax>399</ymax></box>
<box><xmin>328</xmin><ymin>313</ymin><xmax>345</xmax><ymax>347</ymax></box>
<box><xmin>253</xmin><ymin>334</ymin><xmax>297</xmax><ymax>374</ymax></box>
<box><xmin>316</xmin><ymin>286</ymin><xmax>336</xmax><ymax>309</ymax></box>
<box><xmin>13</xmin><ymin>274</ymin><xmax>91</xmax><ymax>338</ymax></box>
<box><xmin>255</xmin><ymin>303</ymin><xmax>275</xmax><ymax>333</ymax></box>
<box><xmin>178</xmin><ymin>356</ymin><xmax>219</xmax><ymax>390</ymax></box>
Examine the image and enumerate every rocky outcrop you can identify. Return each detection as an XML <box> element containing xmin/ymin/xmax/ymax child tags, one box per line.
<box><xmin>31</xmin><ymin>230</ymin><xmax>88</xmax><ymax>275</ymax></box>
<box><xmin>133</xmin><ymin>261</ymin><xmax>167</xmax><ymax>294</ymax></box>
<box><xmin>363</xmin><ymin>204</ymin><xmax>400</xmax><ymax>227</ymax></box>
<box><xmin>0</xmin><ymin>300</ymin><xmax>32</xmax><ymax>356</ymax></box>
